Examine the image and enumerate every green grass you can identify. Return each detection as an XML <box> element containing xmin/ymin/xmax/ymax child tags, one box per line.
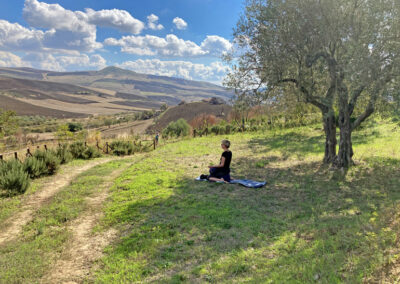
<box><xmin>0</xmin><ymin>158</ymin><xmax>134</xmax><ymax>283</ymax></box>
<box><xmin>0</xmin><ymin>159</ymin><xmax>89</xmax><ymax>230</ymax></box>
<box><xmin>92</xmin><ymin>119</ymin><xmax>400</xmax><ymax>283</ymax></box>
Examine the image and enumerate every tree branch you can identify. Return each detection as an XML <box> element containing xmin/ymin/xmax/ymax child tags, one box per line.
<box><xmin>278</xmin><ymin>78</ymin><xmax>329</xmax><ymax>112</ymax></box>
<box><xmin>351</xmin><ymin>101</ymin><xmax>374</xmax><ymax>131</ymax></box>
<box><xmin>305</xmin><ymin>51</ymin><xmax>334</xmax><ymax>68</ymax></box>
<box><xmin>348</xmin><ymin>85</ymin><xmax>366</xmax><ymax>116</ymax></box>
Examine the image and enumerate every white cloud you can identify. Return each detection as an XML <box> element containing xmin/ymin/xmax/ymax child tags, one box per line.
<box><xmin>85</xmin><ymin>8</ymin><xmax>145</xmax><ymax>34</ymax></box>
<box><xmin>104</xmin><ymin>34</ymin><xmax>231</xmax><ymax>58</ymax></box>
<box><xmin>0</xmin><ymin>52</ymin><xmax>31</xmax><ymax>67</ymax></box>
<box><xmin>118</xmin><ymin>59</ymin><xmax>230</xmax><ymax>84</ymax></box>
<box><xmin>22</xmin><ymin>53</ymin><xmax>107</xmax><ymax>71</ymax></box>
<box><xmin>23</xmin><ymin>53</ymin><xmax>62</xmax><ymax>71</ymax></box>
<box><xmin>23</xmin><ymin>0</ymin><xmax>101</xmax><ymax>52</ymax></box>
<box><xmin>147</xmin><ymin>14</ymin><xmax>164</xmax><ymax>31</ymax></box>
<box><xmin>201</xmin><ymin>35</ymin><xmax>232</xmax><ymax>56</ymax></box>
<box><xmin>173</xmin><ymin>17</ymin><xmax>188</xmax><ymax>30</ymax></box>
<box><xmin>0</xmin><ymin>20</ymin><xmax>45</xmax><ymax>52</ymax></box>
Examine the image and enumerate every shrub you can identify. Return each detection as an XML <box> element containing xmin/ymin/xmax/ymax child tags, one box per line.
<box><xmin>225</xmin><ymin>125</ymin><xmax>232</xmax><ymax>134</ymax></box>
<box><xmin>211</xmin><ymin>125</ymin><xmax>221</xmax><ymax>135</ymax></box>
<box><xmin>189</xmin><ymin>114</ymin><xmax>218</xmax><ymax>129</ymax></box>
<box><xmin>56</xmin><ymin>144</ymin><xmax>73</xmax><ymax>164</ymax></box>
<box><xmin>68</xmin><ymin>122</ymin><xmax>83</xmax><ymax>132</ymax></box>
<box><xmin>23</xmin><ymin>156</ymin><xmax>47</xmax><ymax>178</ymax></box>
<box><xmin>0</xmin><ymin>159</ymin><xmax>30</xmax><ymax>195</ymax></box>
<box><xmin>162</xmin><ymin>119</ymin><xmax>191</xmax><ymax>138</ymax></box>
<box><xmin>109</xmin><ymin>141</ymin><xmax>134</xmax><ymax>156</ymax></box>
<box><xmin>24</xmin><ymin>150</ymin><xmax>61</xmax><ymax>178</ymax></box>
<box><xmin>69</xmin><ymin>142</ymin><xmax>86</xmax><ymax>159</ymax></box>
<box><xmin>34</xmin><ymin>150</ymin><xmax>61</xmax><ymax>175</ymax></box>
<box><xmin>69</xmin><ymin>142</ymin><xmax>101</xmax><ymax>159</ymax></box>
<box><xmin>83</xmin><ymin>146</ymin><xmax>102</xmax><ymax>159</ymax></box>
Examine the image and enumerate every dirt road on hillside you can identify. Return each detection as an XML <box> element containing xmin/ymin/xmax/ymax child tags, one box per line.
<box><xmin>0</xmin><ymin>157</ymin><xmax>115</xmax><ymax>246</ymax></box>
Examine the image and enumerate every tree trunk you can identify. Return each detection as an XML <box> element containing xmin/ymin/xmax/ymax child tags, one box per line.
<box><xmin>322</xmin><ymin>111</ymin><xmax>337</xmax><ymax>164</ymax></box>
<box><xmin>336</xmin><ymin>121</ymin><xmax>353</xmax><ymax>168</ymax></box>
<box><xmin>336</xmin><ymin>88</ymin><xmax>354</xmax><ymax>168</ymax></box>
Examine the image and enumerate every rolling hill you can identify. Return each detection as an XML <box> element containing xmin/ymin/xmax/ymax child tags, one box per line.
<box><xmin>148</xmin><ymin>101</ymin><xmax>232</xmax><ymax>133</ymax></box>
<box><xmin>0</xmin><ymin>66</ymin><xmax>234</xmax><ymax>118</ymax></box>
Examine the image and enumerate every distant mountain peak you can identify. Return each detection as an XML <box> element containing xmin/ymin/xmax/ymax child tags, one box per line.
<box><xmin>98</xmin><ymin>66</ymin><xmax>136</xmax><ymax>75</ymax></box>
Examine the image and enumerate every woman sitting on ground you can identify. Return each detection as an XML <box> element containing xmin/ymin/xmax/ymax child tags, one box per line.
<box><xmin>201</xmin><ymin>139</ymin><xmax>232</xmax><ymax>183</ymax></box>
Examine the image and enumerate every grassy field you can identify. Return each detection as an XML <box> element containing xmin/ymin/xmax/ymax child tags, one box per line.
<box><xmin>0</xmin><ymin>158</ymin><xmax>136</xmax><ymax>283</ymax></box>
<box><xmin>1</xmin><ymin>119</ymin><xmax>400</xmax><ymax>283</ymax></box>
<box><xmin>92</xmin><ymin>119</ymin><xmax>400</xmax><ymax>283</ymax></box>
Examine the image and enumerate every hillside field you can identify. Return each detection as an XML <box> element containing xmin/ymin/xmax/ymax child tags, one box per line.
<box><xmin>1</xmin><ymin>119</ymin><xmax>400</xmax><ymax>282</ymax></box>
<box><xmin>0</xmin><ymin>67</ymin><xmax>234</xmax><ymax>117</ymax></box>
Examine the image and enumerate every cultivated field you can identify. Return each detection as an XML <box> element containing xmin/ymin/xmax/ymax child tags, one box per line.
<box><xmin>1</xmin><ymin>119</ymin><xmax>400</xmax><ymax>282</ymax></box>
<box><xmin>0</xmin><ymin>67</ymin><xmax>234</xmax><ymax>118</ymax></box>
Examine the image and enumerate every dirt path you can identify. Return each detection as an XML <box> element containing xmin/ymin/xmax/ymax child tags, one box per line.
<box><xmin>0</xmin><ymin>157</ymin><xmax>115</xmax><ymax>246</ymax></box>
<box><xmin>42</xmin><ymin>162</ymin><xmax>131</xmax><ymax>284</ymax></box>
<box><xmin>100</xmin><ymin>119</ymin><xmax>154</xmax><ymax>138</ymax></box>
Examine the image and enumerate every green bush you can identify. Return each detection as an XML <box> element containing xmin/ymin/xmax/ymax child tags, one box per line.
<box><xmin>68</xmin><ymin>122</ymin><xmax>83</xmax><ymax>132</ymax></box>
<box><xmin>24</xmin><ymin>150</ymin><xmax>61</xmax><ymax>178</ymax></box>
<box><xmin>69</xmin><ymin>142</ymin><xmax>86</xmax><ymax>159</ymax></box>
<box><xmin>56</xmin><ymin>144</ymin><xmax>73</xmax><ymax>164</ymax></box>
<box><xmin>225</xmin><ymin>125</ymin><xmax>232</xmax><ymax>134</ymax></box>
<box><xmin>83</xmin><ymin>146</ymin><xmax>102</xmax><ymax>159</ymax></box>
<box><xmin>109</xmin><ymin>141</ymin><xmax>134</xmax><ymax>156</ymax></box>
<box><xmin>34</xmin><ymin>150</ymin><xmax>61</xmax><ymax>175</ymax></box>
<box><xmin>162</xmin><ymin>119</ymin><xmax>191</xmax><ymax>138</ymax></box>
<box><xmin>23</xmin><ymin>156</ymin><xmax>47</xmax><ymax>178</ymax></box>
<box><xmin>69</xmin><ymin>142</ymin><xmax>101</xmax><ymax>159</ymax></box>
<box><xmin>211</xmin><ymin>125</ymin><xmax>221</xmax><ymax>135</ymax></box>
<box><xmin>0</xmin><ymin>160</ymin><xmax>30</xmax><ymax>195</ymax></box>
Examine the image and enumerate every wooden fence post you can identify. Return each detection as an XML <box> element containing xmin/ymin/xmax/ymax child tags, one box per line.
<box><xmin>0</xmin><ymin>155</ymin><xmax>3</xmax><ymax>161</ymax></box>
<box><xmin>14</xmin><ymin>152</ymin><xmax>18</xmax><ymax>160</ymax></box>
<box><xmin>193</xmin><ymin>129</ymin><xmax>196</xmax><ymax>138</ymax></box>
<box><xmin>106</xmin><ymin>142</ymin><xmax>109</xmax><ymax>154</ymax></box>
<box><xmin>153</xmin><ymin>139</ymin><xmax>156</xmax><ymax>150</ymax></box>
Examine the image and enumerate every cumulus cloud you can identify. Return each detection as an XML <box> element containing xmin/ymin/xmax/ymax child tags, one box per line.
<box><xmin>0</xmin><ymin>52</ymin><xmax>31</xmax><ymax>68</ymax></box>
<box><xmin>22</xmin><ymin>53</ymin><xmax>106</xmax><ymax>71</ymax></box>
<box><xmin>0</xmin><ymin>20</ymin><xmax>45</xmax><ymax>52</ymax></box>
<box><xmin>201</xmin><ymin>35</ymin><xmax>232</xmax><ymax>56</ymax></box>
<box><xmin>85</xmin><ymin>8</ymin><xmax>145</xmax><ymax>34</ymax></box>
<box><xmin>104</xmin><ymin>34</ymin><xmax>231</xmax><ymax>58</ymax></box>
<box><xmin>118</xmin><ymin>59</ymin><xmax>230</xmax><ymax>84</ymax></box>
<box><xmin>22</xmin><ymin>0</ymin><xmax>149</xmax><ymax>52</ymax></box>
<box><xmin>173</xmin><ymin>17</ymin><xmax>188</xmax><ymax>30</ymax></box>
<box><xmin>23</xmin><ymin>0</ymin><xmax>101</xmax><ymax>52</ymax></box>
<box><xmin>147</xmin><ymin>14</ymin><xmax>164</xmax><ymax>30</ymax></box>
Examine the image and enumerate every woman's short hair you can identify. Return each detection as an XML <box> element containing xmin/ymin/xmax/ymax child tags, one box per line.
<box><xmin>221</xmin><ymin>139</ymin><xmax>231</xmax><ymax>148</ymax></box>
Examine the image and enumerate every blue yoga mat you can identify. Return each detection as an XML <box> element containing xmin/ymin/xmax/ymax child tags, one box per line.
<box><xmin>196</xmin><ymin>176</ymin><xmax>267</xmax><ymax>188</ymax></box>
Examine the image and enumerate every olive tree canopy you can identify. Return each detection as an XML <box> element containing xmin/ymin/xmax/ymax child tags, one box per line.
<box><xmin>225</xmin><ymin>0</ymin><xmax>400</xmax><ymax>167</ymax></box>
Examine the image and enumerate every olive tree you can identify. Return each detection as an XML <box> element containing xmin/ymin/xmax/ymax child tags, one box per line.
<box><xmin>0</xmin><ymin>109</ymin><xmax>18</xmax><ymax>139</ymax></box>
<box><xmin>225</xmin><ymin>0</ymin><xmax>400</xmax><ymax>167</ymax></box>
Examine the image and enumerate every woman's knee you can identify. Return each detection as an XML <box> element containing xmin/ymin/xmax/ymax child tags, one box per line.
<box><xmin>209</xmin><ymin>167</ymin><xmax>217</xmax><ymax>175</ymax></box>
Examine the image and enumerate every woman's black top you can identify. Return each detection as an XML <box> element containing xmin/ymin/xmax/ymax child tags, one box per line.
<box><xmin>221</xmin><ymin>151</ymin><xmax>232</xmax><ymax>172</ymax></box>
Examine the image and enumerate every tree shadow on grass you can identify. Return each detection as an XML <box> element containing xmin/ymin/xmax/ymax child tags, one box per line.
<box><xmin>248</xmin><ymin>129</ymin><xmax>383</xmax><ymax>161</ymax></box>
<box><xmin>99</xmin><ymin>155</ymin><xmax>400</xmax><ymax>283</ymax></box>
<box><xmin>248</xmin><ymin>132</ymin><xmax>325</xmax><ymax>159</ymax></box>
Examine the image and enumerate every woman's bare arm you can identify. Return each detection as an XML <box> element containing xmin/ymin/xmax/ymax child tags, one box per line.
<box><xmin>209</xmin><ymin>157</ymin><xmax>225</xmax><ymax>168</ymax></box>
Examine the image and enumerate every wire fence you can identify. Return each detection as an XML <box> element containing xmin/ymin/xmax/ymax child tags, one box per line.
<box><xmin>0</xmin><ymin>138</ymin><xmax>157</xmax><ymax>163</ymax></box>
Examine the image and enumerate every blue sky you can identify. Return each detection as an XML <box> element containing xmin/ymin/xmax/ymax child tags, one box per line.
<box><xmin>0</xmin><ymin>0</ymin><xmax>244</xmax><ymax>84</ymax></box>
